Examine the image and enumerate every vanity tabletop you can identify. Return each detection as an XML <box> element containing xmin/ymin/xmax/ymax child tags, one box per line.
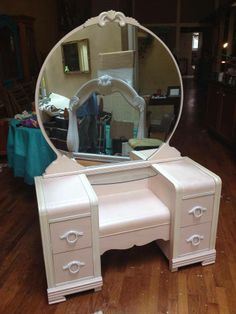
<box><xmin>153</xmin><ymin>158</ymin><xmax>217</xmax><ymax>196</ymax></box>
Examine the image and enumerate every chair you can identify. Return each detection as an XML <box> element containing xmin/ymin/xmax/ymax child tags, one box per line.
<box><xmin>8</xmin><ymin>84</ymin><xmax>32</xmax><ymax>113</ymax></box>
<box><xmin>0</xmin><ymin>84</ymin><xmax>15</xmax><ymax>117</ymax></box>
<box><xmin>128</xmin><ymin>113</ymin><xmax>175</xmax><ymax>151</ymax></box>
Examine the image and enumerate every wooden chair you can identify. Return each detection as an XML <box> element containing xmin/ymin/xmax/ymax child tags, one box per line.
<box><xmin>21</xmin><ymin>80</ymin><xmax>36</xmax><ymax>102</ymax></box>
<box><xmin>0</xmin><ymin>84</ymin><xmax>15</xmax><ymax>117</ymax></box>
<box><xmin>8</xmin><ymin>84</ymin><xmax>32</xmax><ymax>113</ymax></box>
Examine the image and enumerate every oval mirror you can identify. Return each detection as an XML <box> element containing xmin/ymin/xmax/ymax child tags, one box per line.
<box><xmin>35</xmin><ymin>11</ymin><xmax>183</xmax><ymax>166</ymax></box>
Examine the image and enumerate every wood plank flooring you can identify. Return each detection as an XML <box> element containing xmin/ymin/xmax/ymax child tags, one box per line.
<box><xmin>0</xmin><ymin>79</ymin><xmax>236</xmax><ymax>313</ymax></box>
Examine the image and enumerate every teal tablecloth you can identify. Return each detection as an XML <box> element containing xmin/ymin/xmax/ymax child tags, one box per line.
<box><xmin>7</xmin><ymin>119</ymin><xmax>56</xmax><ymax>185</ymax></box>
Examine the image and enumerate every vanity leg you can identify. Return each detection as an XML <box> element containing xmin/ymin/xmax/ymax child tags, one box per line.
<box><xmin>94</xmin><ymin>287</ymin><xmax>102</xmax><ymax>292</ymax></box>
<box><xmin>169</xmin><ymin>261</ymin><xmax>178</xmax><ymax>272</ymax></box>
<box><xmin>48</xmin><ymin>294</ymin><xmax>66</xmax><ymax>305</ymax></box>
<box><xmin>201</xmin><ymin>251</ymin><xmax>216</xmax><ymax>266</ymax></box>
<box><xmin>201</xmin><ymin>259</ymin><xmax>215</xmax><ymax>267</ymax></box>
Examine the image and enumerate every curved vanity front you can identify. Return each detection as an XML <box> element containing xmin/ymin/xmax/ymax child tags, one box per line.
<box><xmin>35</xmin><ymin>156</ymin><xmax>221</xmax><ymax>304</ymax></box>
<box><xmin>35</xmin><ymin>173</ymin><xmax>102</xmax><ymax>304</ymax></box>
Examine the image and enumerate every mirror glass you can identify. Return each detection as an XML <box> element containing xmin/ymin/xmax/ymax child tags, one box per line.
<box><xmin>36</xmin><ymin>19</ymin><xmax>182</xmax><ymax>162</ymax></box>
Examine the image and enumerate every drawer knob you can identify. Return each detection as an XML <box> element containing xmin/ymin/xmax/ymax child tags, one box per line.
<box><xmin>186</xmin><ymin>234</ymin><xmax>204</xmax><ymax>246</ymax></box>
<box><xmin>63</xmin><ymin>260</ymin><xmax>85</xmax><ymax>274</ymax></box>
<box><xmin>60</xmin><ymin>230</ymin><xmax>84</xmax><ymax>244</ymax></box>
<box><xmin>189</xmin><ymin>206</ymin><xmax>207</xmax><ymax>218</ymax></box>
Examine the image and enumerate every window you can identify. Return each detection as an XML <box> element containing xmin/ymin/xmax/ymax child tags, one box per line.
<box><xmin>61</xmin><ymin>39</ymin><xmax>90</xmax><ymax>73</ymax></box>
<box><xmin>192</xmin><ymin>32</ymin><xmax>199</xmax><ymax>50</ymax></box>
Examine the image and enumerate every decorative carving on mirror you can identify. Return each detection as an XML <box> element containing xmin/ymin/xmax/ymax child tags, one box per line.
<box><xmin>84</xmin><ymin>10</ymin><xmax>139</xmax><ymax>28</ymax></box>
<box><xmin>98</xmin><ymin>10</ymin><xmax>126</xmax><ymax>27</ymax></box>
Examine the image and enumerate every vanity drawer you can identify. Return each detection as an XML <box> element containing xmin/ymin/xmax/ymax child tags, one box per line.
<box><xmin>181</xmin><ymin>195</ymin><xmax>214</xmax><ymax>227</ymax></box>
<box><xmin>50</xmin><ymin>217</ymin><xmax>92</xmax><ymax>254</ymax></box>
<box><xmin>53</xmin><ymin>248</ymin><xmax>94</xmax><ymax>285</ymax></box>
<box><xmin>178</xmin><ymin>222</ymin><xmax>211</xmax><ymax>256</ymax></box>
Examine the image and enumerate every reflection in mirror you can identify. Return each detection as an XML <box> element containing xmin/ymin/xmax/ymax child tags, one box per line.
<box><xmin>36</xmin><ymin>21</ymin><xmax>181</xmax><ymax>162</ymax></box>
<box><xmin>62</xmin><ymin>39</ymin><xmax>90</xmax><ymax>73</ymax></box>
<box><xmin>88</xmin><ymin>166</ymin><xmax>157</xmax><ymax>185</ymax></box>
<box><xmin>66</xmin><ymin>75</ymin><xmax>146</xmax><ymax>154</ymax></box>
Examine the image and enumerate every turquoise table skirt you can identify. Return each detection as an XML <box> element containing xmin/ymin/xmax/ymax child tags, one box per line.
<box><xmin>7</xmin><ymin>119</ymin><xmax>57</xmax><ymax>185</ymax></box>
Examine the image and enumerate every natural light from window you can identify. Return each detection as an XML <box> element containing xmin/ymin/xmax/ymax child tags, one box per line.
<box><xmin>192</xmin><ymin>32</ymin><xmax>199</xmax><ymax>50</ymax></box>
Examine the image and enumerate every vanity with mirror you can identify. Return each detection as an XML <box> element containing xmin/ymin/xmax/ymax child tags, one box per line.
<box><xmin>34</xmin><ymin>11</ymin><xmax>221</xmax><ymax>304</ymax></box>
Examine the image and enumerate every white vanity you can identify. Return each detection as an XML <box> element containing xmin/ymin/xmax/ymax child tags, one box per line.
<box><xmin>34</xmin><ymin>11</ymin><xmax>221</xmax><ymax>304</ymax></box>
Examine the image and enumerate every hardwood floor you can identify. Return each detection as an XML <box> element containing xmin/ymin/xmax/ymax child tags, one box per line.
<box><xmin>0</xmin><ymin>79</ymin><xmax>236</xmax><ymax>313</ymax></box>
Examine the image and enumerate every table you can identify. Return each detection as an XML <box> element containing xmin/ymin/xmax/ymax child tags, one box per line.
<box><xmin>7</xmin><ymin>119</ymin><xmax>56</xmax><ymax>185</ymax></box>
<box><xmin>148</xmin><ymin>96</ymin><xmax>181</xmax><ymax>116</ymax></box>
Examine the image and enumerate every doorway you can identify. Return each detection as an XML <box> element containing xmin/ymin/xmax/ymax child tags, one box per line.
<box><xmin>179</xmin><ymin>30</ymin><xmax>202</xmax><ymax>77</ymax></box>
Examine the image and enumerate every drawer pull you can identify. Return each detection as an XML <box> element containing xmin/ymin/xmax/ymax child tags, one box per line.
<box><xmin>186</xmin><ymin>234</ymin><xmax>204</xmax><ymax>246</ymax></box>
<box><xmin>189</xmin><ymin>206</ymin><xmax>207</xmax><ymax>218</ymax></box>
<box><xmin>60</xmin><ymin>230</ymin><xmax>84</xmax><ymax>244</ymax></box>
<box><xmin>63</xmin><ymin>260</ymin><xmax>85</xmax><ymax>274</ymax></box>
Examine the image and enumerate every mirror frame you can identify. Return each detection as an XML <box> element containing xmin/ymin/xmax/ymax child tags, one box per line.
<box><xmin>35</xmin><ymin>10</ymin><xmax>183</xmax><ymax>165</ymax></box>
